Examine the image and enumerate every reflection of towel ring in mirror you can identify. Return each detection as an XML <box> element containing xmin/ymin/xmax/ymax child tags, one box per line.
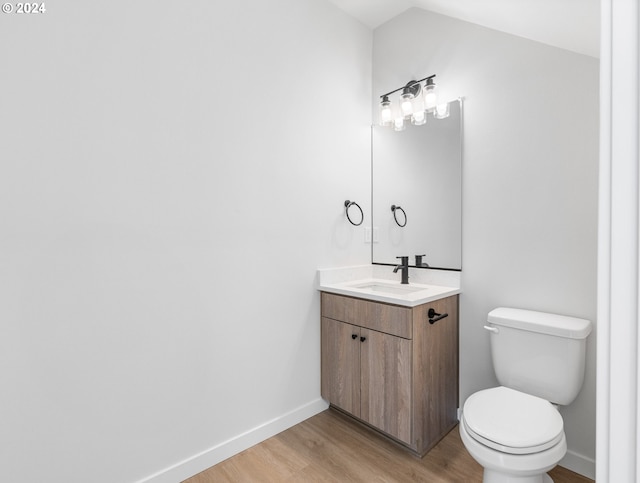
<box><xmin>391</xmin><ymin>205</ymin><xmax>407</xmax><ymax>227</ymax></box>
<box><xmin>344</xmin><ymin>200</ymin><xmax>364</xmax><ymax>226</ymax></box>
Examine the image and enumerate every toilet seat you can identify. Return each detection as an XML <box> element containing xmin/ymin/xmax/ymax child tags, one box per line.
<box><xmin>462</xmin><ymin>386</ymin><xmax>564</xmax><ymax>455</ymax></box>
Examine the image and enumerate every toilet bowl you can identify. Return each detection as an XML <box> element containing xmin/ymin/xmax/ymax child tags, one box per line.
<box><xmin>459</xmin><ymin>386</ymin><xmax>567</xmax><ymax>483</ymax></box>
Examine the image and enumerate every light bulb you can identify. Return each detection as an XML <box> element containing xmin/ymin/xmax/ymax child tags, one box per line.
<box><xmin>400</xmin><ymin>94</ymin><xmax>414</xmax><ymax>117</ymax></box>
<box><xmin>379</xmin><ymin>96</ymin><xmax>392</xmax><ymax>125</ymax></box>
<box><xmin>424</xmin><ymin>78</ymin><xmax>437</xmax><ymax>111</ymax></box>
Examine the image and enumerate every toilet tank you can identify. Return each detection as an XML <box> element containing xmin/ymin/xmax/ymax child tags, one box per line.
<box><xmin>487</xmin><ymin>307</ymin><xmax>592</xmax><ymax>406</ymax></box>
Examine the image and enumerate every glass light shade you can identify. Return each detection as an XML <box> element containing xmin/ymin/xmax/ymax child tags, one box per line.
<box><xmin>411</xmin><ymin>110</ymin><xmax>427</xmax><ymax>126</ymax></box>
<box><xmin>379</xmin><ymin>97</ymin><xmax>392</xmax><ymax>126</ymax></box>
<box><xmin>435</xmin><ymin>102</ymin><xmax>450</xmax><ymax>119</ymax></box>
<box><xmin>410</xmin><ymin>88</ymin><xmax>426</xmax><ymax>125</ymax></box>
<box><xmin>424</xmin><ymin>79</ymin><xmax>438</xmax><ymax>112</ymax></box>
<box><xmin>393</xmin><ymin>117</ymin><xmax>405</xmax><ymax>131</ymax></box>
<box><xmin>400</xmin><ymin>93</ymin><xmax>414</xmax><ymax>117</ymax></box>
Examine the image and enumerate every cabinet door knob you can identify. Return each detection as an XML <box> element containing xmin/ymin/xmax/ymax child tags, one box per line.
<box><xmin>352</xmin><ymin>334</ymin><xmax>358</xmax><ymax>339</ymax></box>
<box><xmin>360</xmin><ymin>336</ymin><xmax>366</xmax><ymax>342</ymax></box>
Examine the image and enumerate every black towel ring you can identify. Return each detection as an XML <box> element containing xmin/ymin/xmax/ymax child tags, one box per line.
<box><xmin>344</xmin><ymin>200</ymin><xmax>364</xmax><ymax>226</ymax></box>
<box><xmin>391</xmin><ymin>205</ymin><xmax>407</xmax><ymax>227</ymax></box>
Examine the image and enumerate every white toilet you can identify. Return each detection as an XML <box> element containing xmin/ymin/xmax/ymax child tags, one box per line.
<box><xmin>459</xmin><ymin>307</ymin><xmax>592</xmax><ymax>483</ymax></box>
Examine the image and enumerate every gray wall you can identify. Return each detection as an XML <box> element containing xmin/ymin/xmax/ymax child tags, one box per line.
<box><xmin>373</xmin><ymin>8</ymin><xmax>599</xmax><ymax>475</ymax></box>
<box><xmin>0</xmin><ymin>1</ymin><xmax>371</xmax><ymax>482</ymax></box>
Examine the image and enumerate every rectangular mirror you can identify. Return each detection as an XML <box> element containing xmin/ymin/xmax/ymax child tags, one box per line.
<box><xmin>371</xmin><ymin>99</ymin><xmax>462</xmax><ymax>270</ymax></box>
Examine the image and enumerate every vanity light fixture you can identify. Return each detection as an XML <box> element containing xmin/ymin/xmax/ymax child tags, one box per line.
<box><xmin>378</xmin><ymin>74</ymin><xmax>450</xmax><ymax>129</ymax></box>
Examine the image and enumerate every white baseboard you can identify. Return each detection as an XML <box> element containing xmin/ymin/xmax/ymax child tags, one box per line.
<box><xmin>559</xmin><ymin>449</ymin><xmax>595</xmax><ymax>480</ymax></box>
<box><xmin>136</xmin><ymin>399</ymin><xmax>593</xmax><ymax>483</ymax></box>
<box><xmin>136</xmin><ymin>398</ymin><xmax>329</xmax><ymax>483</ymax></box>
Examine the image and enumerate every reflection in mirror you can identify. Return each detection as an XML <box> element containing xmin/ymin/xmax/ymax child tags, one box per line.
<box><xmin>372</xmin><ymin>99</ymin><xmax>462</xmax><ymax>270</ymax></box>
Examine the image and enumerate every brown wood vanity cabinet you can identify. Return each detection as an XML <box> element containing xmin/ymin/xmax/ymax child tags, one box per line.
<box><xmin>320</xmin><ymin>292</ymin><xmax>459</xmax><ymax>456</ymax></box>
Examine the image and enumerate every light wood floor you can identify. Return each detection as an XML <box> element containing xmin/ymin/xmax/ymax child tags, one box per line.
<box><xmin>184</xmin><ymin>408</ymin><xmax>594</xmax><ymax>483</ymax></box>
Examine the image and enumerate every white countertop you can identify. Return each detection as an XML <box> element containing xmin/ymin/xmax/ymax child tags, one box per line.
<box><xmin>317</xmin><ymin>265</ymin><xmax>461</xmax><ymax>307</ymax></box>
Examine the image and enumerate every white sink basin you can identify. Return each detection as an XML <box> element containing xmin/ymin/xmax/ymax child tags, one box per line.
<box><xmin>350</xmin><ymin>281</ymin><xmax>427</xmax><ymax>295</ymax></box>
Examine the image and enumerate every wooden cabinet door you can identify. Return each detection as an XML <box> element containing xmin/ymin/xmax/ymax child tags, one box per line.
<box><xmin>360</xmin><ymin>328</ymin><xmax>412</xmax><ymax>444</ymax></box>
<box><xmin>425</xmin><ymin>296</ymin><xmax>459</xmax><ymax>442</ymax></box>
<box><xmin>321</xmin><ymin>317</ymin><xmax>361</xmax><ymax>418</ymax></box>
<box><xmin>412</xmin><ymin>295</ymin><xmax>459</xmax><ymax>453</ymax></box>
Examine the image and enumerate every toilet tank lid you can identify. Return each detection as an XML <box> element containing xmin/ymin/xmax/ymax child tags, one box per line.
<box><xmin>487</xmin><ymin>307</ymin><xmax>592</xmax><ymax>339</ymax></box>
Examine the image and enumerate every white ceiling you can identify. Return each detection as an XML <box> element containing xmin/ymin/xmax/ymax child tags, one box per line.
<box><xmin>326</xmin><ymin>0</ymin><xmax>600</xmax><ymax>58</ymax></box>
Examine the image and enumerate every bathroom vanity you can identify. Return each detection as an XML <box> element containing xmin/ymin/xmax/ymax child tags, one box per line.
<box><xmin>320</xmin><ymin>285</ymin><xmax>459</xmax><ymax>456</ymax></box>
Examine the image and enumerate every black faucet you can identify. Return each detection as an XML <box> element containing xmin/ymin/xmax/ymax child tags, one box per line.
<box><xmin>393</xmin><ymin>256</ymin><xmax>410</xmax><ymax>284</ymax></box>
<box><xmin>415</xmin><ymin>254</ymin><xmax>429</xmax><ymax>268</ymax></box>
